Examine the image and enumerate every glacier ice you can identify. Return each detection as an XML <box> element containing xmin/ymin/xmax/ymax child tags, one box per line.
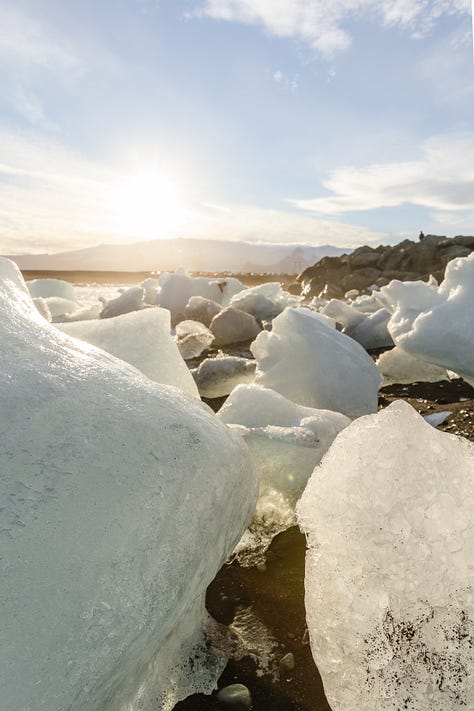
<box><xmin>377</xmin><ymin>255</ymin><xmax>474</xmax><ymax>386</ymax></box>
<box><xmin>251</xmin><ymin>307</ymin><xmax>382</xmax><ymax>419</ymax></box>
<box><xmin>191</xmin><ymin>356</ymin><xmax>256</xmax><ymax>398</ymax></box>
<box><xmin>210</xmin><ymin>307</ymin><xmax>261</xmax><ymax>346</ymax></box>
<box><xmin>185</xmin><ymin>295</ymin><xmax>222</xmax><ymax>327</ymax></box>
<box><xmin>100</xmin><ymin>285</ymin><xmax>146</xmax><ymax>318</ymax></box>
<box><xmin>0</xmin><ymin>257</ymin><xmax>257</xmax><ymax>711</ymax></box>
<box><xmin>27</xmin><ymin>277</ymin><xmax>77</xmax><ymax>302</ymax></box>
<box><xmin>175</xmin><ymin>319</ymin><xmax>215</xmax><ymax>360</ymax></box>
<box><xmin>32</xmin><ymin>296</ymin><xmax>52</xmax><ymax>321</ymax></box>
<box><xmin>156</xmin><ymin>269</ymin><xmax>222</xmax><ymax>326</ymax></box>
<box><xmin>57</xmin><ymin>307</ymin><xmax>199</xmax><ymax>397</ymax></box>
<box><xmin>219</xmin><ymin>385</ymin><xmax>349</xmax><ymax>503</ymax></box>
<box><xmin>229</xmin><ymin>282</ymin><xmax>302</xmax><ymax>323</ymax></box>
<box><xmin>45</xmin><ymin>295</ymin><xmax>79</xmax><ymax>319</ymax></box>
<box><xmin>297</xmin><ymin>400</ymin><xmax>474</xmax><ymax>711</ymax></box>
<box><xmin>321</xmin><ymin>299</ymin><xmax>393</xmax><ymax>349</ymax></box>
<box><xmin>377</xmin><ymin>345</ymin><xmax>449</xmax><ymax>385</ymax></box>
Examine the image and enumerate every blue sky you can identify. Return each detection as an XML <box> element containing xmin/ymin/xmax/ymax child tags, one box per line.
<box><xmin>0</xmin><ymin>0</ymin><xmax>473</xmax><ymax>253</ymax></box>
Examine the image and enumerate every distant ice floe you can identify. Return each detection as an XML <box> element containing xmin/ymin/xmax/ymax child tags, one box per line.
<box><xmin>297</xmin><ymin>401</ymin><xmax>474</xmax><ymax>711</ymax></box>
<box><xmin>251</xmin><ymin>307</ymin><xmax>382</xmax><ymax>419</ymax></box>
<box><xmin>1</xmin><ymin>257</ymin><xmax>257</xmax><ymax>711</ymax></box>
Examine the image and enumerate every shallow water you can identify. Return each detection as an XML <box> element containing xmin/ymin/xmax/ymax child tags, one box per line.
<box><xmin>175</xmin><ymin>526</ymin><xmax>331</xmax><ymax>711</ymax></box>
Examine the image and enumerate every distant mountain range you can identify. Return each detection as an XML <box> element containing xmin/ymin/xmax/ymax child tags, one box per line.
<box><xmin>8</xmin><ymin>238</ymin><xmax>349</xmax><ymax>274</ymax></box>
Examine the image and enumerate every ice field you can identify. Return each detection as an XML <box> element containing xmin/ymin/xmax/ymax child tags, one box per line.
<box><xmin>2</xmin><ymin>254</ymin><xmax>474</xmax><ymax>710</ymax></box>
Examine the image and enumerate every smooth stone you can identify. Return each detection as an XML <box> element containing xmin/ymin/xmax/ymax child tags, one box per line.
<box><xmin>216</xmin><ymin>683</ymin><xmax>252</xmax><ymax>709</ymax></box>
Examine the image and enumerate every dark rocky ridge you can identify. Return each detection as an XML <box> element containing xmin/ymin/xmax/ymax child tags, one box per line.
<box><xmin>296</xmin><ymin>235</ymin><xmax>474</xmax><ymax>298</ymax></box>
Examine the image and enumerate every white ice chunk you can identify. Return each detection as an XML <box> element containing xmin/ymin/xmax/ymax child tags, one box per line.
<box><xmin>45</xmin><ymin>295</ymin><xmax>80</xmax><ymax>318</ymax></box>
<box><xmin>214</xmin><ymin>276</ymin><xmax>246</xmax><ymax>306</ymax></box>
<box><xmin>58</xmin><ymin>303</ymin><xmax>103</xmax><ymax>322</ymax></box>
<box><xmin>185</xmin><ymin>295</ymin><xmax>222</xmax><ymax>327</ymax></box>
<box><xmin>157</xmin><ymin>270</ymin><xmax>222</xmax><ymax>325</ymax></box>
<box><xmin>0</xmin><ymin>257</ymin><xmax>256</xmax><ymax>711</ymax></box>
<box><xmin>140</xmin><ymin>277</ymin><xmax>161</xmax><ymax>305</ymax></box>
<box><xmin>377</xmin><ymin>255</ymin><xmax>474</xmax><ymax>387</ymax></box>
<box><xmin>32</xmin><ymin>297</ymin><xmax>52</xmax><ymax>322</ymax></box>
<box><xmin>297</xmin><ymin>401</ymin><xmax>474</xmax><ymax>711</ymax></box>
<box><xmin>219</xmin><ymin>385</ymin><xmax>349</xmax><ymax>503</ymax></box>
<box><xmin>175</xmin><ymin>320</ymin><xmax>215</xmax><ymax>360</ymax></box>
<box><xmin>230</xmin><ymin>282</ymin><xmax>302</xmax><ymax>322</ymax></box>
<box><xmin>100</xmin><ymin>285</ymin><xmax>145</xmax><ymax>318</ymax></box>
<box><xmin>58</xmin><ymin>308</ymin><xmax>199</xmax><ymax>397</ymax></box>
<box><xmin>210</xmin><ymin>307</ymin><xmax>261</xmax><ymax>347</ymax></box>
<box><xmin>191</xmin><ymin>356</ymin><xmax>256</xmax><ymax>398</ymax></box>
<box><xmin>377</xmin><ymin>345</ymin><xmax>450</xmax><ymax>385</ymax></box>
<box><xmin>27</xmin><ymin>277</ymin><xmax>77</xmax><ymax>302</ymax></box>
<box><xmin>424</xmin><ymin>410</ymin><xmax>452</xmax><ymax>427</ymax></box>
<box><xmin>251</xmin><ymin>308</ymin><xmax>382</xmax><ymax>419</ymax></box>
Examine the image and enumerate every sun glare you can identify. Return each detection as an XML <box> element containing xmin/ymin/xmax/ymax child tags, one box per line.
<box><xmin>109</xmin><ymin>170</ymin><xmax>187</xmax><ymax>240</ymax></box>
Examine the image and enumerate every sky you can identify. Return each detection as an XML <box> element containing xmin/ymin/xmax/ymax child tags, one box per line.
<box><xmin>0</xmin><ymin>0</ymin><xmax>473</xmax><ymax>255</ymax></box>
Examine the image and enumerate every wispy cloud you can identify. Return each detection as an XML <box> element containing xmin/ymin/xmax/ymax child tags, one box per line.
<box><xmin>0</xmin><ymin>4</ymin><xmax>83</xmax><ymax>71</ymax></box>
<box><xmin>292</xmin><ymin>133</ymin><xmax>474</xmax><ymax>215</ymax></box>
<box><xmin>191</xmin><ymin>0</ymin><xmax>471</xmax><ymax>58</ymax></box>
<box><xmin>0</xmin><ymin>127</ymin><xmax>386</xmax><ymax>253</ymax></box>
<box><xmin>273</xmin><ymin>68</ymin><xmax>299</xmax><ymax>90</ymax></box>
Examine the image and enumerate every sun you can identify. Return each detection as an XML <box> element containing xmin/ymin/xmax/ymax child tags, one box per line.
<box><xmin>109</xmin><ymin>170</ymin><xmax>187</xmax><ymax>240</ymax></box>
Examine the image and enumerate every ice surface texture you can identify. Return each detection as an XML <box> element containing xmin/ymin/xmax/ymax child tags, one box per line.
<box><xmin>57</xmin><ymin>307</ymin><xmax>199</xmax><ymax>397</ymax></box>
<box><xmin>191</xmin><ymin>356</ymin><xmax>256</xmax><ymax>398</ymax></box>
<box><xmin>251</xmin><ymin>307</ymin><xmax>382</xmax><ymax>419</ymax></box>
<box><xmin>378</xmin><ymin>254</ymin><xmax>474</xmax><ymax>386</ymax></box>
<box><xmin>27</xmin><ymin>277</ymin><xmax>77</xmax><ymax>302</ymax></box>
<box><xmin>377</xmin><ymin>345</ymin><xmax>449</xmax><ymax>385</ymax></box>
<box><xmin>0</xmin><ymin>258</ymin><xmax>257</xmax><ymax>711</ymax></box>
<box><xmin>297</xmin><ymin>401</ymin><xmax>474</xmax><ymax>711</ymax></box>
<box><xmin>219</xmin><ymin>385</ymin><xmax>349</xmax><ymax>503</ymax></box>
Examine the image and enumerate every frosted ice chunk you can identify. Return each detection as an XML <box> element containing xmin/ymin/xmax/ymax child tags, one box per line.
<box><xmin>58</xmin><ymin>302</ymin><xmax>103</xmax><ymax>322</ymax></box>
<box><xmin>185</xmin><ymin>295</ymin><xmax>222</xmax><ymax>327</ymax></box>
<box><xmin>351</xmin><ymin>292</ymin><xmax>383</xmax><ymax>313</ymax></box>
<box><xmin>44</xmin><ymin>295</ymin><xmax>79</xmax><ymax>319</ymax></box>
<box><xmin>219</xmin><ymin>385</ymin><xmax>349</xmax><ymax>503</ymax></box>
<box><xmin>210</xmin><ymin>307</ymin><xmax>261</xmax><ymax>346</ymax></box>
<box><xmin>141</xmin><ymin>277</ymin><xmax>160</xmax><ymax>304</ymax></box>
<box><xmin>0</xmin><ymin>258</ymin><xmax>257</xmax><ymax>711</ymax></box>
<box><xmin>377</xmin><ymin>256</ymin><xmax>474</xmax><ymax>387</ymax></box>
<box><xmin>32</xmin><ymin>297</ymin><xmax>52</xmax><ymax>321</ymax></box>
<box><xmin>229</xmin><ymin>282</ymin><xmax>302</xmax><ymax>322</ymax></box>
<box><xmin>377</xmin><ymin>345</ymin><xmax>449</xmax><ymax>385</ymax></box>
<box><xmin>57</xmin><ymin>308</ymin><xmax>199</xmax><ymax>397</ymax></box>
<box><xmin>214</xmin><ymin>276</ymin><xmax>246</xmax><ymax>306</ymax></box>
<box><xmin>175</xmin><ymin>319</ymin><xmax>214</xmax><ymax>360</ymax></box>
<box><xmin>321</xmin><ymin>300</ymin><xmax>393</xmax><ymax>349</ymax></box>
<box><xmin>191</xmin><ymin>356</ymin><xmax>256</xmax><ymax>398</ymax></box>
<box><xmin>27</xmin><ymin>277</ymin><xmax>77</xmax><ymax>302</ymax></box>
<box><xmin>424</xmin><ymin>410</ymin><xmax>452</xmax><ymax>427</ymax></box>
<box><xmin>157</xmin><ymin>270</ymin><xmax>222</xmax><ymax>325</ymax></box>
<box><xmin>297</xmin><ymin>401</ymin><xmax>474</xmax><ymax>711</ymax></box>
<box><xmin>100</xmin><ymin>285</ymin><xmax>145</xmax><ymax>318</ymax></box>
<box><xmin>251</xmin><ymin>308</ymin><xmax>382</xmax><ymax>419</ymax></box>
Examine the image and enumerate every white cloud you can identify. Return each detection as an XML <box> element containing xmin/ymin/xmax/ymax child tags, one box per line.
<box><xmin>183</xmin><ymin>202</ymin><xmax>385</xmax><ymax>247</ymax></box>
<box><xmin>292</xmin><ymin>133</ymin><xmax>474</xmax><ymax>215</ymax></box>
<box><xmin>273</xmin><ymin>68</ymin><xmax>299</xmax><ymax>90</ymax></box>
<box><xmin>192</xmin><ymin>0</ymin><xmax>471</xmax><ymax>57</ymax></box>
<box><xmin>0</xmin><ymin>127</ymin><xmax>386</xmax><ymax>253</ymax></box>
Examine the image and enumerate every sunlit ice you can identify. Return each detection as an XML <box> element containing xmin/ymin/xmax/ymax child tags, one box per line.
<box><xmin>107</xmin><ymin>168</ymin><xmax>190</xmax><ymax>240</ymax></box>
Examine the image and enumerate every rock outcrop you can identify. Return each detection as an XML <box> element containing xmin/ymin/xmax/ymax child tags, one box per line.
<box><xmin>298</xmin><ymin>235</ymin><xmax>474</xmax><ymax>297</ymax></box>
